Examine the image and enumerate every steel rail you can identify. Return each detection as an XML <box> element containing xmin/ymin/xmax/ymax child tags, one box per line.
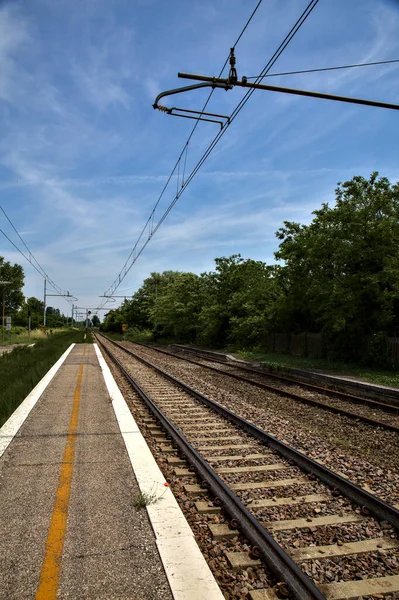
<box><xmin>97</xmin><ymin>334</ymin><xmax>399</xmax><ymax>530</ymax></box>
<box><xmin>110</xmin><ymin>337</ymin><xmax>399</xmax><ymax>432</ymax></box>
<box><xmin>97</xmin><ymin>335</ymin><xmax>326</xmax><ymax>600</ymax></box>
<box><xmin>171</xmin><ymin>345</ymin><xmax>399</xmax><ymax>412</ymax></box>
<box><xmin>167</xmin><ymin>344</ymin><xmax>399</xmax><ymax>433</ymax></box>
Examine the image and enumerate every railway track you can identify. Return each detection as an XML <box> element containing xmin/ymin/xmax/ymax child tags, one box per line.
<box><xmin>96</xmin><ymin>334</ymin><xmax>399</xmax><ymax>600</ymax></box>
<box><xmin>121</xmin><ymin>340</ymin><xmax>399</xmax><ymax>432</ymax></box>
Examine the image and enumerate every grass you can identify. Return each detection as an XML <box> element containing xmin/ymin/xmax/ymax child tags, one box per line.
<box><xmin>0</xmin><ymin>330</ymin><xmax>90</xmax><ymax>427</ymax></box>
<box><xmin>133</xmin><ymin>486</ymin><xmax>166</xmax><ymax>510</ymax></box>
<box><xmin>1</xmin><ymin>327</ymin><xmax>76</xmax><ymax>345</ymax></box>
<box><xmin>236</xmin><ymin>349</ymin><xmax>399</xmax><ymax>388</ymax></box>
<box><xmin>103</xmin><ymin>329</ymin><xmax>153</xmax><ymax>343</ymax></box>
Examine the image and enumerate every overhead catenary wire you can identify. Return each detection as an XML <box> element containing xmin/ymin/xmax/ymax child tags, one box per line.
<box><xmin>101</xmin><ymin>0</ymin><xmax>320</xmax><ymax>309</ymax></box>
<box><xmin>0</xmin><ymin>206</ymin><xmax>76</xmax><ymax>304</ymax></box>
<box><xmin>233</xmin><ymin>0</ymin><xmax>264</xmax><ymax>48</ymax></box>
<box><xmin>246</xmin><ymin>58</ymin><xmax>399</xmax><ymax>79</ymax></box>
<box><xmin>102</xmin><ymin>0</ymin><xmax>320</xmax><ymax>304</ymax></box>
<box><xmin>150</xmin><ymin>0</ymin><xmax>321</xmax><ymax>232</ymax></box>
<box><xmin>100</xmin><ymin>0</ymin><xmax>266</xmax><ymax>307</ymax></box>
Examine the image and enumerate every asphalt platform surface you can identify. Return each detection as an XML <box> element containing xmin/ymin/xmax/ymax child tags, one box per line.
<box><xmin>0</xmin><ymin>343</ymin><xmax>172</xmax><ymax>600</ymax></box>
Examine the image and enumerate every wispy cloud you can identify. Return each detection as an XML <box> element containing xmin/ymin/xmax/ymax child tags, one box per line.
<box><xmin>0</xmin><ymin>0</ymin><xmax>398</xmax><ymax>311</ymax></box>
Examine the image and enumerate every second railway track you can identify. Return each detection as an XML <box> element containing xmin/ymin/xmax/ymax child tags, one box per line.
<box><xmin>96</xmin><ymin>334</ymin><xmax>399</xmax><ymax>600</ymax></box>
<box><xmin>126</xmin><ymin>340</ymin><xmax>399</xmax><ymax>432</ymax></box>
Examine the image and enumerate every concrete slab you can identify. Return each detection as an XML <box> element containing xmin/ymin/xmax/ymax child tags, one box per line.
<box><xmin>319</xmin><ymin>574</ymin><xmax>399</xmax><ymax>599</ymax></box>
<box><xmin>229</xmin><ymin>476</ymin><xmax>307</xmax><ymax>491</ymax></box>
<box><xmin>225</xmin><ymin>551</ymin><xmax>262</xmax><ymax>570</ymax></box>
<box><xmin>215</xmin><ymin>463</ymin><xmax>287</xmax><ymax>474</ymax></box>
<box><xmin>249</xmin><ymin>590</ymin><xmax>279</xmax><ymax>600</ymax></box>
<box><xmin>209</xmin><ymin>523</ymin><xmax>238</xmax><ymax>540</ymax></box>
<box><xmin>250</xmin><ymin>493</ymin><xmax>329</xmax><ymax>508</ymax></box>
<box><xmin>195</xmin><ymin>501</ymin><xmax>222</xmax><ymax>514</ymax></box>
<box><xmin>184</xmin><ymin>477</ymin><xmax>309</xmax><ymax>496</ymax></box>
<box><xmin>207</xmin><ymin>453</ymin><xmax>269</xmax><ymax>462</ymax></box>
<box><xmin>289</xmin><ymin>537</ymin><xmax>399</xmax><ymax>561</ymax></box>
<box><xmin>264</xmin><ymin>514</ymin><xmax>364</xmax><ymax>532</ymax></box>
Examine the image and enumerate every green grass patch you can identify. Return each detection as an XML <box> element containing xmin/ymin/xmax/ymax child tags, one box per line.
<box><xmin>103</xmin><ymin>328</ymin><xmax>153</xmax><ymax>343</ymax></box>
<box><xmin>0</xmin><ymin>330</ymin><xmax>90</xmax><ymax>427</ymax></box>
<box><xmin>1</xmin><ymin>327</ymin><xmax>79</xmax><ymax>345</ymax></box>
<box><xmin>236</xmin><ymin>350</ymin><xmax>399</xmax><ymax>388</ymax></box>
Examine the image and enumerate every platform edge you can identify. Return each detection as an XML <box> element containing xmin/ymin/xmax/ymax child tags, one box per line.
<box><xmin>0</xmin><ymin>343</ymin><xmax>76</xmax><ymax>458</ymax></box>
<box><xmin>94</xmin><ymin>342</ymin><xmax>224</xmax><ymax>600</ymax></box>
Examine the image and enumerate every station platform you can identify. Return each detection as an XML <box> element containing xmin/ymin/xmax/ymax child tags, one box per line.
<box><xmin>0</xmin><ymin>343</ymin><xmax>222</xmax><ymax>600</ymax></box>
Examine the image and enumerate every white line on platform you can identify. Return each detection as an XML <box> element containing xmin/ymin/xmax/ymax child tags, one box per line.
<box><xmin>0</xmin><ymin>344</ymin><xmax>76</xmax><ymax>458</ymax></box>
<box><xmin>94</xmin><ymin>343</ymin><xmax>224</xmax><ymax>600</ymax></box>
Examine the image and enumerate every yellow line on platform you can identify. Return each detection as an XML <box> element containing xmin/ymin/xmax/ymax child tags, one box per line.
<box><xmin>36</xmin><ymin>345</ymin><xmax>86</xmax><ymax>599</ymax></box>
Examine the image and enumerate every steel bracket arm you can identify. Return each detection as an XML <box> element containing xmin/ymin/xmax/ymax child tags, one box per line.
<box><xmin>153</xmin><ymin>81</ymin><xmax>233</xmax><ymax>127</ymax></box>
<box><xmin>153</xmin><ymin>81</ymin><xmax>232</xmax><ymax>109</ymax></box>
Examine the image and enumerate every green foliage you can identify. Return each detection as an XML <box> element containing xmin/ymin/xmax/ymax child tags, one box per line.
<box><xmin>0</xmin><ymin>257</ymin><xmax>25</xmax><ymax>315</ymax></box>
<box><xmin>102</xmin><ymin>271</ymin><xmax>183</xmax><ymax>334</ymax></box>
<box><xmin>0</xmin><ymin>330</ymin><xmax>89</xmax><ymax>426</ymax></box>
<box><xmin>151</xmin><ymin>272</ymin><xmax>203</xmax><ymax>342</ymax></box>
<box><xmin>275</xmin><ymin>173</ymin><xmax>399</xmax><ymax>359</ymax></box>
<box><xmin>365</xmin><ymin>332</ymin><xmax>397</xmax><ymax>369</ymax></box>
<box><xmin>198</xmin><ymin>255</ymin><xmax>281</xmax><ymax>348</ymax></box>
<box><xmin>102</xmin><ymin>173</ymin><xmax>399</xmax><ymax>367</ymax></box>
<box><xmin>237</xmin><ymin>349</ymin><xmax>399</xmax><ymax>388</ymax></box>
<box><xmin>102</xmin><ymin>307</ymin><xmax>126</xmax><ymax>333</ymax></box>
<box><xmin>91</xmin><ymin>314</ymin><xmax>100</xmax><ymax>327</ymax></box>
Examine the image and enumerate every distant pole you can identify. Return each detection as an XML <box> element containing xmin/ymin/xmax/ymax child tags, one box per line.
<box><xmin>0</xmin><ymin>281</ymin><xmax>12</xmax><ymax>345</ymax></box>
<box><xmin>43</xmin><ymin>279</ymin><xmax>47</xmax><ymax>327</ymax></box>
<box><xmin>2</xmin><ymin>288</ymin><xmax>4</xmax><ymax>345</ymax></box>
<box><xmin>28</xmin><ymin>311</ymin><xmax>31</xmax><ymax>342</ymax></box>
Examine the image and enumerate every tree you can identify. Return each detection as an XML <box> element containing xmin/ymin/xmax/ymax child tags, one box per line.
<box><xmin>91</xmin><ymin>314</ymin><xmax>100</xmax><ymax>327</ymax></box>
<box><xmin>46</xmin><ymin>307</ymin><xmax>64</xmax><ymax>328</ymax></box>
<box><xmin>275</xmin><ymin>173</ymin><xmax>399</xmax><ymax>359</ymax></box>
<box><xmin>15</xmin><ymin>296</ymin><xmax>45</xmax><ymax>328</ymax></box>
<box><xmin>0</xmin><ymin>257</ymin><xmax>25</xmax><ymax>316</ymax></box>
<box><xmin>151</xmin><ymin>272</ymin><xmax>204</xmax><ymax>341</ymax></box>
<box><xmin>123</xmin><ymin>271</ymin><xmax>182</xmax><ymax>331</ymax></box>
<box><xmin>198</xmin><ymin>255</ymin><xmax>281</xmax><ymax>348</ymax></box>
<box><xmin>102</xmin><ymin>309</ymin><xmax>125</xmax><ymax>333</ymax></box>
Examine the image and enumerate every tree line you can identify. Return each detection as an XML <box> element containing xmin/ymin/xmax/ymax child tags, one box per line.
<box><xmin>0</xmin><ymin>258</ymin><xmax>76</xmax><ymax>330</ymax></box>
<box><xmin>103</xmin><ymin>173</ymin><xmax>399</xmax><ymax>366</ymax></box>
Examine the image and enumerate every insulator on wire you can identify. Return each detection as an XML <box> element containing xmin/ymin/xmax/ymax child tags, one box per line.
<box><xmin>228</xmin><ymin>47</ymin><xmax>238</xmax><ymax>84</ymax></box>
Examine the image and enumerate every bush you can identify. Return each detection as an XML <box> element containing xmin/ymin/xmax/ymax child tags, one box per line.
<box><xmin>364</xmin><ymin>332</ymin><xmax>398</xmax><ymax>369</ymax></box>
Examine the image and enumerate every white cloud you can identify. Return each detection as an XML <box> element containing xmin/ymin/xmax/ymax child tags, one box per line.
<box><xmin>0</xmin><ymin>0</ymin><xmax>398</xmax><ymax>313</ymax></box>
<box><xmin>0</xmin><ymin>6</ymin><xmax>31</xmax><ymax>103</ymax></box>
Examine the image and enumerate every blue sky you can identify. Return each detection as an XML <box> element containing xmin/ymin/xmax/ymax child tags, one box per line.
<box><xmin>0</xmin><ymin>0</ymin><xmax>398</xmax><ymax>318</ymax></box>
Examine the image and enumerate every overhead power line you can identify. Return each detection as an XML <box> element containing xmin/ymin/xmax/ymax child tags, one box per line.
<box><xmin>0</xmin><ymin>206</ymin><xmax>76</xmax><ymax>303</ymax></box>
<box><xmin>99</xmin><ymin>0</ymin><xmax>266</xmax><ymax>309</ymax></box>
<box><xmin>246</xmin><ymin>58</ymin><xmax>399</xmax><ymax>79</ymax></box>
<box><xmin>101</xmin><ymin>0</ymin><xmax>319</xmax><ymax>305</ymax></box>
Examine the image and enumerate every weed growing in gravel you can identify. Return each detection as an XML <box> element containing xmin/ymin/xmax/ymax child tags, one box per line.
<box><xmin>133</xmin><ymin>486</ymin><xmax>167</xmax><ymax>510</ymax></box>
